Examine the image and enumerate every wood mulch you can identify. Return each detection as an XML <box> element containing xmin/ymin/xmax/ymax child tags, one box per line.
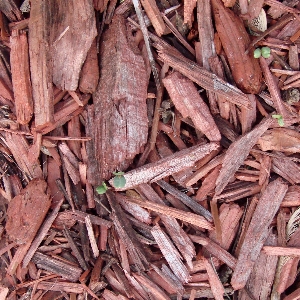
<box><xmin>1</xmin><ymin>0</ymin><xmax>300</xmax><ymax>299</ymax></box>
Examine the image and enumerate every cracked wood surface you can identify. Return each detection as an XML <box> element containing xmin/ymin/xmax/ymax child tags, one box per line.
<box><xmin>92</xmin><ymin>15</ymin><xmax>149</xmax><ymax>180</ymax></box>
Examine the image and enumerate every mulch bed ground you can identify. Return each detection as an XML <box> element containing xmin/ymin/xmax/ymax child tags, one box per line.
<box><xmin>1</xmin><ymin>0</ymin><xmax>300</xmax><ymax>299</ymax></box>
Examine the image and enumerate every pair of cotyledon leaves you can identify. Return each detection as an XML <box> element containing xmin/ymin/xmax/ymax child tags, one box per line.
<box><xmin>96</xmin><ymin>172</ymin><xmax>126</xmax><ymax>194</ymax></box>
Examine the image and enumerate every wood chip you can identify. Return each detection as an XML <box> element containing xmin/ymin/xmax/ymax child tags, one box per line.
<box><xmin>212</xmin><ymin>0</ymin><xmax>262</xmax><ymax>94</ymax></box>
<box><xmin>10</xmin><ymin>30</ymin><xmax>33</xmax><ymax>124</ymax></box>
<box><xmin>157</xmin><ymin>47</ymin><xmax>252</xmax><ymax>109</ymax></box>
<box><xmin>4</xmin><ymin>0</ymin><xmax>300</xmax><ymax>298</ymax></box>
<box><xmin>239</xmin><ymin>232</ymin><xmax>278</xmax><ymax>299</ymax></box>
<box><xmin>110</xmin><ymin>142</ymin><xmax>219</xmax><ymax>190</ymax></box>
<box><xmin>92</xmin><ymin>15</ymin><xmax>149</xmax><ymax>179</ymax></box>
<box><xmin>151</xmin><ymin>224</ymin><xmax>190</xmax><ymax>283</ymax></box>
<box><xmin>28</xmin><ymin>0</ymin><xmax>54</xmax><ymax>127</ymax></box>
<box><xmin>190</xmin><ymin>234</ymin><xmax>237</xmax><ymax>269</ymax></box>
<box><xmin>215</xmin><ymin>117</ymin><xmax>273</xmax><ymax>195</ymax></box>
<box><xmin>203</xmin><ymin>257</ymin><xmax>224</xmax><ymax>300</ymax></box>
<box><xmin>51</xmin><ymin>0</ymin><xmax>97</xmax><ymax>90</ymax></box>
<box><xmin>127</xmin><ymin>195</ymin><xmax>214</xmax><ymax>230</ymax></box>
<box><xmin>22</xmin><ymin>198</ymin><xmax>64</xmax><ymax>267</ymax></box>
<box><xmin>106</xmin><ymin>190</ymin><xmax>150</xmax><ymax>271</ymax></box>
<box><xmin>79</xmin><ymin>38</ymin><xmax>99</xmax><ymax>93</ymax></box>
<box><xmin>140</xmin><ymin>0</ymin><xmax>166</xmax><ymax>36</ymax></box>
<box><xmin>231</xmin><ymin>178</ymin><xmax>288</xmax><ymax>290</ymax></box>
<box><xmin>157</xmin><ymin>179</ymin><xmax>212</xmax><ymax>221</ymax></box>
<box><xmin>6</xmin><ymin>179</ymin><xmax>51</xmax><ymax>245</ymax></box>
<box><xmin>32</xmin><ymin>252</ymin><xmax>82</xmax><ymax>282</ymax></box>
<box><xmin>163</xmin><ymin>72</ymin><xmax>221</xmax><ymax>141</ymax></box>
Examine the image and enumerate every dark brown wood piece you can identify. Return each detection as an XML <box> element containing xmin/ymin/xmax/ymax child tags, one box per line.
<box><xmin>157</xmin><ymin>179</ymin><xmax>213</xmax><ymax>221</ymax></box>
<box><xmin>32</xmin><ymin>252</ymin><xmax>82</xmax><ymax>282</ymax></box>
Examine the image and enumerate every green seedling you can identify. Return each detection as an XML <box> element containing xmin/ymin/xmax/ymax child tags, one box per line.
<box><xmin>272</xmin><ymin>114</ymin><xmax>284</xmax><ymax>126</ymax></box>
<box><xmin>261</xmin><ymin>46</ymin><xmax>271</xmax><ymax>58</ymax></box>
<box><xmin>96</xmin><ymin>182</ymin><xmax>108</xmax><ymax>194</ymax></box>
<box><xmin>253</xmin><ymin>48</ymin><xmax>262</xmax><ymax>58</ymax></box>
<box><xmin>113</xmin><ymin>171</ymin><xmax>126</xmax><ymax>188</ymax></box>
<box><xmin>253</xmin><ymin>47</ymin><xmax>271</xmax><ymax>59</ymax></box>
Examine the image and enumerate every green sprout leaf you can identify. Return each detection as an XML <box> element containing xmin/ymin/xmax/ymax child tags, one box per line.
<box><xmin>113</xmin><ymin>174</ymin><xmax>126</xmax><ymax>188</ymax></box>
<box><xmin>253</xmin><ymin>48</ymin><xmax>262</xmax><ymax>58</ymax></box>
<box><xmin>277</xmin><ymin>118</ymin><xmax>284</xmax><ymax>127</ymax></box>
<box><xmin>272</xmin><ymin>114</ymin><xmax>282</xmax><ymax>119</ymax></box>
<box><xmin>261</xmin><ymin>46</ymin><xmax>271</xmax><ymax>58</ymax></box>
<box><xmin>113</xmin><ymin>171</ymin><xmax>125</xmax><ymax>176</ymax></box>
<box><xmin>96</xmin><ymin>182</ymin><xmax>108</xmax><ymax>194</ymax></box>
<box><xmin>272</xmin><ymin>114</ymin><xmax>284</xmax><ymax>126</ymax></box>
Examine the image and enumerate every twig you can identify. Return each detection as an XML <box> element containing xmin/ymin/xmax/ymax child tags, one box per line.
<box><xmin>110</xmin><ymin>142</ymin><xmax>219</xmax><ymax>190</ymax></box>
<box><xmin>126</xmin><ymin>196</ymin><xmax>214</xmax><ymax>230</ymax></box>
<box><xmin>131</xmin><ymin>0</ymin><xmax>160</xmax><ymax>90</ymax></box>
<box><xmin>85</xmin><ymin>215</ymin><xmax>100</xmax><ymax>258</ymax></box>
<box><xmin>161</xmin><ymin>14</ymin><xmax>195</xmax><ymax>56</ymax></box>
<box><xmin>157</xmin><ymin>179</ymin><xmax>213</xmax><ymax>221</ymax></box>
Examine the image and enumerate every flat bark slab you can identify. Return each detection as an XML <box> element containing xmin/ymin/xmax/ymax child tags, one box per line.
<box><xmin>29</xmin><ymin>0</ymin><xmax>96</xmax><ymax>126</ymax></box>
<box><xmin>5</xmin><ymin>179</ymin><xmax>51</xmax><ymax>245</ymax></box>
<box><xmin>92</xmin><ymin>15</ymin><xmax>149</xmax><ymax>179</ymax></box>
<box><xmin>50</xmin><ymin>0</ymin><xmax>97</xmax><ymax>91</ymax></box>
<box><xmin>163</xmin><ymin>71</ymin><xmax>221</xmax><ymax>142</ymax></box>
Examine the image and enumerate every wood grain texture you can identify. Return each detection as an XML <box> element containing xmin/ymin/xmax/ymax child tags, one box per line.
<box><xmin>32</xmin><ymin>252</ymin><xmax>82</xmax><ymax>282</ymax></box>
<box><xmin>151</xmin><ymin>224</ymin><xmax>191</xmax><ymax>284</ymax></box>
<box><xmin>79</xmin><ymin>39</ymin><xmax>99</xmax><ymax>93</ymax></box>
<box><xmin>157</xmin><ymin>48</ymin><xmax>252</xmax><ymax>109</ymax></box>
<box><xmin>272</xmin><ymin>151</ymin><xmax>300</xmax><ymax>184</ymax></box>
<box><xmin>110</xmin><ymin>142</ymin><xmax>219</xmax><ymax>190</ymax></box>
<box><xmin>10</xmin><ymin>30</ymin><xmax>33</xmax><ymax>124</ymax></box>
<box><xmin>231</xmin><ymin>178</ymin><xmax>288</xmax><ymax>290</ymax></box>
<box><xmin>184</xmin><ymin>0</ymin><xmax>197</xmax><ymax>27</ymax></box>
<box><xmin>127</xmin><ymin>196</ymin><xmax>214</xmax><ymax>230</ymax></box>
<box><xmin>0</xmin><ymin>0</ymin><xmax>22</xmax><ymax>22</ymax></box>
<box><xmin>29</xmin><ymin>0</ymin><xmax>54</xmax><ymax>126</ymax></box>
<box><xmin>6</xmin><ymin>179</ymin><xmax>51</xmax><ymax>245</ymax></box>
<box><xmin>215</xmin><ymin>117</ymin><xmax>272</xmax><ymax>195</ymax></box>
<box><xmin>239</xmin><ymin>233</ymin><xmax>278</xmax><ymax>300</ymax></box>
<box><xmin>5</xmin><ymin>133</ymin><xmax>43</xmax><ymax>179</ymax></box>
<box><xmin>93</xmin><ymin>15</ymin><xmax>148</xmax><ymax>180</ymax></box>
<box><xmin>137</xmin><ymin>183</ymin><xmax>196</xmax><ymax>268</ymax></box>
<box><xmin>106</xmin><ymin>190</ymin><xmax>150</xmax><ymax>272</ymax></box>
<box><xmin>140</xmin><ymin>0</ymin><xmax>166</xmax><ymax>36</ymax></box>
<box><xmin>50</xmin><ymin>0</ymin><xmax>97</xmax><ymax>91</ymax></box>
<box><xmin>197</xmin><ymin>0</ymin><xmax>215</xmax><ymax>70</ymax></box>
<box><xmin>163</xmin><ymin>72</ymin><xmax>221</xmax><ymax>142</ymax></box>
<box><xmin>212</xmin><ymin>0</ymin><xmax>262</xmax><ymax>94</ymax></box>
